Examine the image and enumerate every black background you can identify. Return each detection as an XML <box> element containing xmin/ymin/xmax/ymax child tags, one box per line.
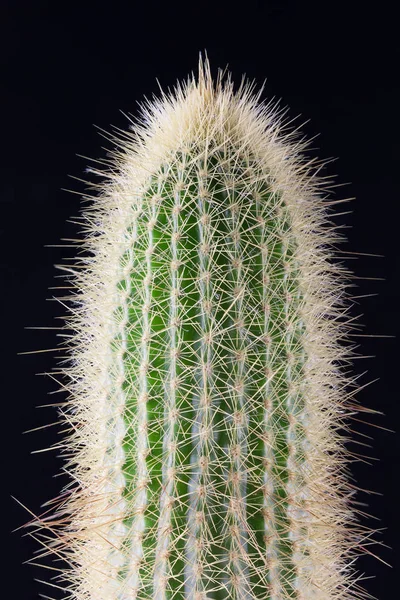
<box><xmin>2</xmin><ymin>1</ymin><xmax>399</xmax><ymax>598</ymax></box>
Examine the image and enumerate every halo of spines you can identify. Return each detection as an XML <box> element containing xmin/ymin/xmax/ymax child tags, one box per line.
<box><xmin>25</xmin><ymin>55</ymin><xmax>374</xmax><ymax>600</ymax></box>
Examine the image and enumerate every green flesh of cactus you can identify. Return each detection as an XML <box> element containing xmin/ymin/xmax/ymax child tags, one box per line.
<box><xmin>27</xmin><ymin>58</ymin><xmax>371</xmax><ymax>600</ymax></box>
<box><xmin>117</xmin><ymin>152</ymin><xmax>306</xmax><ymax>599</ymax></box>
<box><xmin>117</xmin><ymin>153</ymin><xmax>304</xmax><ymax>600</ymax></box>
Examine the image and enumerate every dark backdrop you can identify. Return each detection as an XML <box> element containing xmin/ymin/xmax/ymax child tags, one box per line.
<box><xmin>2</xmin><ymin>1</ymin><xmax>399</xmax><ymax>598</ymax></box>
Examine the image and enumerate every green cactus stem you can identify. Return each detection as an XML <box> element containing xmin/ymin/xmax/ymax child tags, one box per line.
<box><xmin>26</xmin><ymin>57</ymin><xmax>373</xmax><ymax>600</ymax></box>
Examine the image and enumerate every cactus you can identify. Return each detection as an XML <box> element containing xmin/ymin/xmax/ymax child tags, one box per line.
<box><xmin>25</xmin><ymin>56</ymin><xmax>374</xmax><ymax>600</ymax></box>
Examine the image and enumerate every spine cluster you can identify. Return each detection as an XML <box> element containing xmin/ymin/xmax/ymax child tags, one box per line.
<box><xmin>28</xmin><ymin>58</ymin><xmax>372</xmax><ymax>600</ymax></box>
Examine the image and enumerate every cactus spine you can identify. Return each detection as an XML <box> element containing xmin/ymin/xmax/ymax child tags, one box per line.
<box><xmin>28</xmin><ymin>57</ymin><xmax>371</xmax><ymax>600</ymax></box>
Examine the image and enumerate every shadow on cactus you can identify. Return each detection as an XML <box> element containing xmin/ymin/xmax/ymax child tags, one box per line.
<box><xmin>21</xmin><ymin>56</ymin><xmax>382</xmax><ymax>599</ymax></box>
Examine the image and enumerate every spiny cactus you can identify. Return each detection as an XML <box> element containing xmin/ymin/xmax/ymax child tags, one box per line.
<box><xmin>25</xmin><ymin>57</ymin><xmax>375</xmax><ymax>600</ymax></box>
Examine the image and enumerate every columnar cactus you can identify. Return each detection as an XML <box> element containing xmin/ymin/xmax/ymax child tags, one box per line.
<box><xmin>27</xmin><ymin>57</ymin><xmax>373</xmax><ymax>599</ymax></box>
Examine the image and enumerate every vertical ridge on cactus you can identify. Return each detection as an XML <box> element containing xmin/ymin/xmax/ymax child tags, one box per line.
<box><xmin>25</xmin><ymin>56</ymin><xmax>376</xmax><ymax>599</ymax></box>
